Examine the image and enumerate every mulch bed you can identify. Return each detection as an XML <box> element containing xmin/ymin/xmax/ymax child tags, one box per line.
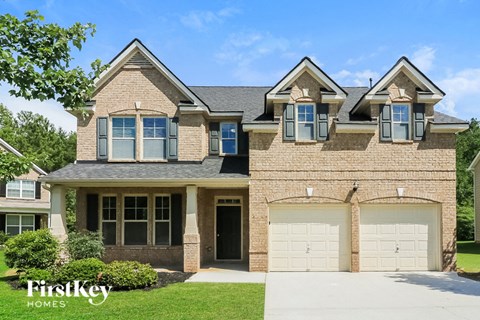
<box><xmin>147</xmin><ymin>272</ymin><xmax>194</xmax><ymax>290</ymax></box>
<box><xmin>458</xmin><ymin>271</ymin><xmax>480</xmax><ymax>282</ymax></box>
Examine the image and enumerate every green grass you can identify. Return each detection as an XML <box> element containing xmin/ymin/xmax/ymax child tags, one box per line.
<box><xmin>0</xmin><ymin>250</ymin><xmax>265</xmax><ymax>320</ymax></box>
<box><xmin>457</xmin><ymin>241</ymin><xmax>480</xmax><ymax>272</ymax></box>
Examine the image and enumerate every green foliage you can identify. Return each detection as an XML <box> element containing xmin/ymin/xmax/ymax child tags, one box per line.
<box><xmin>457</xmin><ymin>206</ymin><xmax>475</xmax><ymax>241</ymax></box>
<box><xmin>0</xmin><ymin>10</ymin><xmax>107</xmax><ymax>110</ymax></box>
<box><xmin>0</xmin><ymin>150</ymin><xmax>33</xmax><ymax>182</ymax></box>
<box><xmin>66</xmin><ymin>189</ymin><xmax>77</xmax><ymax>232</ymax></box>
<box><xmin>101</xmin><ymin>261</ymin><xmax>158</xmax><ymax>290</ymax></box>
<box><xmin>4</xmin><ymin>229</ymin><xmax>59</xmax><ymax>270</ymax></box>
<box><xmin>0</xmin><ymin>231</ymin><xmax>10</xmax><ymax>245</ymax></box>
<box><xmin>65</xmin><ymin>231</ymin><xmax>104</xmax><ymax>261</ymax></box>
<box><xmin>19</xmin><ymin>268</ymin><xmax>54</xmax><ymax>287</ymax></box>
<box><xmin>56</xmin><ymin>258</ymin><xmax>105</xmax><ymax>285</ymax></box>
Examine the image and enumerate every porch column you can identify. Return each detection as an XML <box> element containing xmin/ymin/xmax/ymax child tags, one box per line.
<box><xmin>50</xmin><ymin>185</ymin><xmax>67</xmax><ymax>241</ymax></box>
<box><xmin>183</xmin><ymin>185</ymin><xmax>200</xmax><ymax>272</ymax></box>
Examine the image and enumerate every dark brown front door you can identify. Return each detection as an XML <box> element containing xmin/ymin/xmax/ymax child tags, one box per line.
<box><xmin>216</xmin><ymin>206</ymin><xmax>241</xmax><ymax>260</ymax></box>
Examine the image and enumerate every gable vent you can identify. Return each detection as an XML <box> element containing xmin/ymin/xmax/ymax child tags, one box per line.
<box><xmin>124</xmin><ymin>52</ymin><xmax>153</xmax><ymax>68</ymax></box>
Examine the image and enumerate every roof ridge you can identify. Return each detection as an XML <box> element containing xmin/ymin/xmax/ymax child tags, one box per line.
<box><xmin>189</xmin><ymin>85</ymin><xmax>272</xmax><ymax>88</ymax></box>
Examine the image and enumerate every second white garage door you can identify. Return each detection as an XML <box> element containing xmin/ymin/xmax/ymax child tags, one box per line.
<box><xmin>269</xmin><ymin>205</ymin><xmax>350</xmax><ymax>271</ymax></box>
<box><xmin>360</xmin><ymin>205</ymin><xmax>440</xmax><ymax>271</ymax></box>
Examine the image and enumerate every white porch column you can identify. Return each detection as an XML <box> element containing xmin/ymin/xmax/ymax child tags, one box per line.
<box><xmin>183</xmin><ymin>185</ymin><xmax>200</xmax><ymax>272</ymax></box>
<box><xmin>50</xmin><ymin>185</ymin><xmax>67</xmax><ymax>241</ymax></box>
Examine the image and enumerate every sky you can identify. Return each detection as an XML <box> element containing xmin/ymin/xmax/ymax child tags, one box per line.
<box><xmin>1</xmin><ymin>0</ymin><xmax>480</xmax><ymax>132</ymax></box>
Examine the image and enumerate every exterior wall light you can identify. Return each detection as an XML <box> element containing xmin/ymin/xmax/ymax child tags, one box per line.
<box><xmin>353</xmin><ymin>181</ymin><xmax>359</xmax><ymax>192</ymax></box>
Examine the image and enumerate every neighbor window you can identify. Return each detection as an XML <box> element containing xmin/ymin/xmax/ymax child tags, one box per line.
<box><xmin>154</xmin><ymin>196</ymin><xmax>170</xmax><ymax>245</ymax></box>
<box><xmin>6</xmin><ymin>180</ymin><xmax>35</xmax><ymax>199</ymax></box>
<box><xmin>296</xmin><ymin>104</ymin><xmax>315</xmax><ymax>140</ymax></box>
<box><xmin>392</xmin><ymin>104</ymin><xmax>410</xmax><ymax>140</ymax></box>
<box><xmin>123</xmin><ymin>196</ymin><xmax>148</xmax><ymax>245</ymax></box>
<box><xmin>101</xmin><ymin>196</ymin><xmax>117</xmax><ymax>245</ymax></box>
<box><xmin>143</xmin><ymin>117</ymin><xmax>167</xmax><ymax>159</ymax></box>
<box><xmin>112</xmin><ymin>117</ymin><xmax>136</xmax><ymax>160</ymax></box>
<box><xmin>220</xmin><ymin>122</ymin><xmax>237</xmax><ymax>155</ymax></box>
<box><xmin>5</xmin><ymin>214</ymin><xmax>34</xmax><ymax>235</ymax></box>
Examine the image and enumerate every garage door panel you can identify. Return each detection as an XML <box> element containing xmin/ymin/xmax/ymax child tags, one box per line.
<box><xmin>270</xmin><ymin>240</ymin><xmax>288</xmax><ymax>251</ymax></box>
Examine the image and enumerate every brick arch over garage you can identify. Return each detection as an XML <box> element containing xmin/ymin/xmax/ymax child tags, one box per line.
<box><xmin>267</xmin><ymin>195</ymin><xmax>346</xmax><ymax>205</ymax></box>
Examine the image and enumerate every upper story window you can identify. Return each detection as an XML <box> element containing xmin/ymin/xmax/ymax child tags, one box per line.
<box><xmin>296</xmin><ymin>104</ymin><xmax>315</xmax><ymax>140</ymax></box>
<box><xmin>143</xmin><ymin>117</ymin><xmax>167</xmax><ymax>160</ymax></box>
<box><xmin>112</xmin><ymin>117</ymin><xmax>136</xmax><ymax>160</ymax></box>
<box><xmin>392</xmin><ymin>104</ymin><xmax>410</xmax><ymax>140</ymax></box>
<box><xmin>220</xmin><ymin>122</ymin><xmax>237</xmax><ymax>155</ymax></box>
<box><xmin>6</xmin><ymin>180</ymin><xmax>35</xmax><ymax>199</ymax></box>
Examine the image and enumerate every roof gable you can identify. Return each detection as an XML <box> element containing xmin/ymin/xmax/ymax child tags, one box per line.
<box><xmin>95</xmin><ymin>39</ymin><xmax>207</xmax><ymax>109</ymax></box>
<box><xmin>266</xmin><ymin>57</ymin><xmax>347</xmax><ymax>102</ymax></box>
<box><xmin>0</xmin><ymin>138</ymin><xmax>47</xmax><ymax>175</ymax></box>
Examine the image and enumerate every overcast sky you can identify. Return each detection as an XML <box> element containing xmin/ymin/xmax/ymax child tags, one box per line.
<box><xmin>1</xmin><ymin>0</ymin><xmax>480</xmax><ymax>132</ymax></box>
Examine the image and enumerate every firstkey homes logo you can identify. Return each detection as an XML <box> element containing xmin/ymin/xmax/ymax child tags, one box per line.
<box><xmin>27</xmin><ymin>280</ymin><xmax>112</xmax><ymax>308</ymax></box>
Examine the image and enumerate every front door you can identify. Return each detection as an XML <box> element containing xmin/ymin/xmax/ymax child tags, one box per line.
<box><xmin>216</xmin><ymin>205</ymin><xmax>242</xmax><ymax>260</ymax></box>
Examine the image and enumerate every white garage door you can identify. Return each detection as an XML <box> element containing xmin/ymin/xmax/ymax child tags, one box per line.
<box><xmin>360</xmin><ymin>205</ymin><xmax>439</xmax><ymax>271</ymax></box>
<box><xmin>269</xmin><ymin>205</ymin><xmax>350</xmax><ymax>271</ymax></box>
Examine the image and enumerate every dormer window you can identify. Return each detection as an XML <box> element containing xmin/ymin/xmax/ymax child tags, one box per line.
<box><xmin>112</xmin><ymin>117</ymin><xmax>136</xmax><ymax>160</ymax></box>
<box><xmin>143</xmin><ymin>117</ymin><xmax>167</xmax><ymax>160</ymax></box>
<box><xmin>296</xmin><ymin>104</ymin><xmax>315</xmax><ymax>140</ymax></box>
<box><xmin>392</xmin><ymin>104</ymin><xmax>411</xmax><ymax>140</ymax></box>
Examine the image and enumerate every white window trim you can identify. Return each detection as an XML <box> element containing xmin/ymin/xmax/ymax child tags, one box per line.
<box><xmin>109</xmin><ymin>116</ymin><xmax>137</xmax><ymax>161</ymax></box>
<box><xmin>100</xmin><ymin>194</ymin><xmax>117</xmax><ymax>246</ymax></box>
<box><xmin>153</xmin><ymin>194</ymin><xmax>171</xmax><ymax>246</ymax></box>
<box><xmin>391</xmin><ymin>103</ymin><xmax>412</xmax><ymax>141</ymax></box>
<box><xmin>122</xmin><ymin>194</ymin><xmax>149</xmax><ymax>246</ymax></box>
<box><xmin>219</xmin><ymin>122</ymin><xmax>238</xmax><ymax>155</ymax></box>
<box><xmin>295</xmin><ymin>103</ymin><xmax>316</xmax><ymax>141</ymax></box>
<box><xmin>141</xmin><ymin>116</ymin><xmax>168</xmax><ymax>161</ymax></box>
<box><xmin>6</xmin><ymin>180</ymin><xmax>35</xmax><ymax>199</ymax></box>
<box><xmin>5</xmin><ymin>214</ymin><xmax>35</xmax><ymax>235</ymax></box>
<box><xmin>214</xmin><ymin>196</ymin><xmax>243</xmax><ymax>261</ymax></box>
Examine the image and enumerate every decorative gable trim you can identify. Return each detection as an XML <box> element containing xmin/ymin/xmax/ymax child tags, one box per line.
<box><xmin>266</xmin><ymin>57</ymin><xmax>347</xmax><ymax>103</ymax></box>
<box><xmin>0</xmin><ymin>138</ymin><xmax>47</xmax><ymax>175</ymax></box>
<box><xmin>94</xmin><ymin>39</ymin><xmax>207</xmax><ymax>111</ymax></box>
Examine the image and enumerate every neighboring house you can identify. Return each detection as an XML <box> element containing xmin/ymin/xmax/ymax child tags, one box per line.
<box><xmin>42</xmin><ymin>39</ymin><xmax>468</xmax><ymax>272</ymax></box>
<box><xmin>468</xmin><ymin>154</ymin><xmax>480</xmax><ymax>243</ymax></box>
<box><xmin>0</xmin><ymin>138</ymin><xmax>50</xmax><ymax>236</ymax></box>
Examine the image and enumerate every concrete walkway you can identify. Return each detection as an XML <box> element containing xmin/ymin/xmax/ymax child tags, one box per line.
<box><xmin>265</xmin><ymin>272</ymin><xmax>480</xmax><ymax>320</ymax></box>
<box><xmin>186</xmin><ymin>265</ymin><xmax>266</xmax><ymax>283</ymax></box>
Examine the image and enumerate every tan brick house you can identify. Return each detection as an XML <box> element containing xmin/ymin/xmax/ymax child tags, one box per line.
<box><xmin>0</xmin><ymin>138</ymin><xmax>50</xmax><ymax>235</ymax></box>
<box><xmin>43</xmin><ymin>39</ymin><xmax>468</xmax><ymax>272</ymax></box>
<box><xmin>468</xmin><ymin>153</ymin><xmax>480</xmax><ymax>243</ymax></box>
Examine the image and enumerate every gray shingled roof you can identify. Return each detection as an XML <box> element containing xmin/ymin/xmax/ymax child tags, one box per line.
<box><xmin>41</xmin><ymin>157</ymin><xmax>248</xmax><ymax>182</ymax></box>
<box><xmin>433</xmin><ymin>111</ymin><xmax>468</xmax><ymax>124</ymax></box>
<box><xmin>336</xmin><ymin>87</ymin><xmax>370</xmax><ymax>122</ymax></box>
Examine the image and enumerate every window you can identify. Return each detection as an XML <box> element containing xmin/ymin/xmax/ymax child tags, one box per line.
<box><xmin>220</xmin><ymin>122</ymin><xmax>237</xmax><ymax>155</ymax></box>
<box><xmin>101</xmin><ymin>196</ymin><xmax>116</xmax><ymax>245</ymax></box>
<box><xmin>6</xmin><ymin>214</ymin><xmax>34</xmax><ymax>235</ymax></box>
<box><xmin>143</xmin><ymin>117</ymin><xmax>167</xmax><ymax>159</ymax></box>
<box><xmin>123</xmin><ymin>196</ymin><xmax>148</xmax><ymax>245</ymax></box>
<box><xmin>296</xmin><ymin>104</ymin><xmax>315</xmax><ymax>140</ymax></box>
<box><xmin>392</xmin><ymin>104</ymin><xmax>410</xmax><ymax>140</ymax></box>
<box><xmin>112</xmin><ymin>117</ymin><xmax>136</xmax><ymax>160</ymax></box>
<box><xmin>154</xmin><ymin>196</ymin><xmax>170</xmax><ymax>245</ymax></box>
<box><xmin>6</xmin><ymin>180</ymin><xmax>35</xmax><ymax>199</ymax></box>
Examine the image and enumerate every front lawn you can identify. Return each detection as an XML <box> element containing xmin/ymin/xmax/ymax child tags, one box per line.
<box><xmin>0</xmin><ymin>250</ymin><xmax>265</xmax><ymax>320</ymax></box>
<box><xmin>457</xmin><ymin>241</ymin><xmax>480</xmax><ymax>272</ymax></box>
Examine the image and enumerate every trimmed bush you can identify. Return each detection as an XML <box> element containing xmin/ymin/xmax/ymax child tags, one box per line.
<box><xmin>19</xmin><ymin>268</ymin><xmax>54</xmax><ymax>287</ymax></box>
<box><xmin>0</xmin><ymin>231</ymin><xmax>9</xmax><ymax>245</ymax></box>
<box><xmin>457</xmin><ymin>206</ymin><xmax>475</xmax><ymax>241</ymax></box>
<box><xmin>4</xmin><ymin>229</ymin><xmax>59</xmax><ymax>270</ymax></box>
<box><xmin>101</xmin><ymin>261</ymin><xmax>158</xmax><ymax>290</ymax></box>
<box><xmin>56</xmin><ymin>258</ymin><xmax>106</xmax><ymax>285</ymax></box>
<box><xmin>65</xmin><ymin>231</ymin><xmax>104</xmax><ymax>260</ymax></box>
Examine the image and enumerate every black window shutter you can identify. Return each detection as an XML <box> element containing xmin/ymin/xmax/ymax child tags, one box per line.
<box><xmin>209</xmin><ymin>122</ymin><xmax>220</xmax><ymax>155</ymax></box>
<box><xmin>316</xmin><ymin>103</ymin><xmax>329</xmax><ymax>141</ymax></box>
<box><xmin>283</xmin><ymin>104</ymin><xmax>295</xmax><ymax>140</ymax></box>
<box><xmin>380</xmin><ymin>104</ymin><xmax>392</xmax><ymax>141</ymax></box>
<box><xmin>35</xmin><ymin>182</ymin><xmax>41</xmax><ymax>199</ymax></box>
<box><xmin>35</xmin><ymin>215</ymin><xmax>41</xmax><ymax>230</ymax></box>
<box><xmin>413</xmin><ymin>103</ymin><xmax>426</xmax><ymax>141</ymax></box>
<box><xmin>167</xmin><ymin>117</ymin><xmax>179</xmax><ymax>160</ymax></box>
<box><xmin>0</xmin><ymin>182</ymin><xmax>6</xmax><ymax>197</ymax></box>
<box><xmin>237</xmin><ymin>123</ymin><xmax>248</xmax><ymax>155</ymax></box>
<box><xmin>171</xmin><ymin>194</ymin><xmax>183</xmax><ymax>245</ymax></box>
<box><xmin>86</xmin><ymin>194</ymin><xmax>99</xmax><ymax>232</ymax></box>
<box><xmin>97</xmin><ymin>117</ymin><xmax>108</xmax><ymax>160</ymax></box>
<box><xmin>0</xmin><ymin>214</ymin><xmax>5</xmax><ymax>233</ymax></box>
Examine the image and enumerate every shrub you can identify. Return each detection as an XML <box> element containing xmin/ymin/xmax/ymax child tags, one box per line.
<box><xmin>0</xmin><ymin>231</ymin><xmax>9</xmax><ymax>245</ymax></box>
<box><xmin>101</xmin><ymin>261</ymin><xmax>157</xmax><ymax>290</ymax></box>
<box><xmin>56</xmin><ymin>258</ymin><xmax>106</xmax><ymax>285</ymax></box>
<box><xmin>19</xmin><ymin>268</ymin><xmax>54</xmax><ymax>288</ymax></box>
<box><xmin>457</xmin><ymin>206</ymin><xmax>475</xmax><ymax>241</ymax></box>
<box><xmin>4</xmin><ymin>229</ymin><xmax>59</xmax><ymax>270</ymax></box>
<box><xmin>65</xmin><ymin>231</ymin><xmax>104</xmax><ymax>260</ymax></box>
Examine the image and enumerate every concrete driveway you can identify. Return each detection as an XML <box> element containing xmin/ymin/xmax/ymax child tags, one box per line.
<box><xmin>265</xmin><ymin>272</ymin><xmax>480</xmax><ymax>320</ymax></box>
